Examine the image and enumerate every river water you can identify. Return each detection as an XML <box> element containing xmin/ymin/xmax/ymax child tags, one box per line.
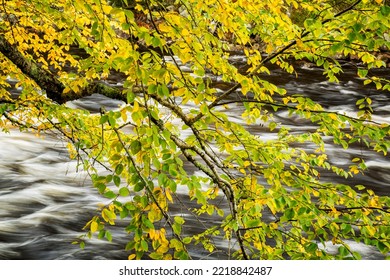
<box><xmin>0</xmin><ymin>55</ymin><xmax>389</xmax><ymax>259</ymax></box>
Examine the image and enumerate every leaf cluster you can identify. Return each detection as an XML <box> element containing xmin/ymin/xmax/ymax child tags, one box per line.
<box><xmin>1</xmin><ymin>0</ymin><xmax>390</xmax><ymax>259</ymax></box>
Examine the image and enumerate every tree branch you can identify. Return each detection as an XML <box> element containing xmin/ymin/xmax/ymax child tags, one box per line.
<box><xmin>188</xmin><ymin>0</ymin><xmax>363</xmax><ymax>125</ymax></box>
<box><xmin>0</xmin><ymin>34</ymin><xmax>124</xmax><ymax>104</ymax></box>
<box><xmin>0</xmin><ymin>34</ymin><xmax>66</xmax><ymax>103</ymax></box>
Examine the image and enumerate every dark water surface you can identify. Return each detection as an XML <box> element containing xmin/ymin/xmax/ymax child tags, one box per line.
<box><xmin>1</xmin><ymin>56</ymin><xmax>389</xmax><ymax>259</ymax></box>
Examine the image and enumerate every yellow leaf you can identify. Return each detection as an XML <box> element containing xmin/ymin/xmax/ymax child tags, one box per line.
<box><xmin>166</xmin><ymin>189</ymin><xmax>173</xmax><ymax>203</ymax></box>
<box><xmin>133</xmin><ymin>100</ymin><xmax>139</xmax><ymax>112</ymax></box>
<box><xmin>182</xmin><ymin>28</ymin><xmax>190</xmax><ymax>37</ymax></box>
<box><xmin>269</xmin><ymin>222</ymin><xmax>278</xmax><ymax>229</ymax></box>
<box><xmin>365</xmin><ymin>226</ymin><xmax>376</xmax><ymax>236</ymax></box>
<box><xmin>225</xmin><ymin>142</ymin><xmax>233</xmax><ymax>152</ymax></box>
<box><xmin>102</xmin><ymin>208</ymin><xmax>116</xmax><ymax>225</ymax></box>
<box><xmin>102</xmin><ymin>5</ymin><xmax>112</xmax><ymax>14</ymax></box>
<box><xmin>128</xmin><ymin>254</ymin><xmax>136</xmax><ymax>260</ymax></box>
<box><xmin>349</xmin><ymin>165</ymin><xmax>359</xmax><ymax>175</ymax></box>
<box><xmin>120</xmin><ymin>109</ymin><xmax>128</xmax><ymax>122</ymax></box>
<box><xmin>90</xmin><ymin>221</ymin><xmax>98</xmax><ymax>233</ymax></box>
<box><xmin>149</xmin><ymin>229</ymin><xmax>157</xmax><ymax>240</ymax></box>
<box><xmin>158</xmin><ymin>23</ymin><xmax>171</xmax><ymax>33</ymax></box>
<box><xmin>169</xmin><ymin>14</ymin><xmax>181</xmax><ymax>26</ymax></box>
<box><xmin>369</xmin><ymin>198</ymin><xmax>378</xmax><ymax>207</ymax></box>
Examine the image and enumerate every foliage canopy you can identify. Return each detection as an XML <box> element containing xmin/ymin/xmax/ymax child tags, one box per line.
<box><xmin>1</xmin><ymin>0</ymin><xmax>390</xmax><ymax>259</ymax></box>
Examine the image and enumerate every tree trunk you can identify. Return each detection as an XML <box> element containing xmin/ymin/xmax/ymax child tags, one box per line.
<box><xmin>0</xmin><ymin>35</ymin><xmax>124</xmax><ymax>104</ymax></box>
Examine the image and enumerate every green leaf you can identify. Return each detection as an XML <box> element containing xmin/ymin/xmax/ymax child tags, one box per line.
<box><xmin>119</xmin><ymin>187</ymin><xmax>130</xmax><ymax>196</ymax></box>
<box><xmin>130</xmin><ymin>140</ymin><xmax>142</xmax><ymax>155</ymax></box>
<box><xmin>98</xmin><ymin>229</ymin><xmax>106</xmax><ymax>239</ymax></box>
<box><xmin>305</xmin><ymin>242</ymin><xmax>318</xmax><ymax>253</ymax></box>
<box><xmin>105</xmin><ymin>230</ymin><xmax>112</xmax><ymax>242</ymax></box>
<box><xmin>104</xmin><ymin>190</ymin><xmax>117</xmax><ymax>199</ymax></box>
<box><xmin>162</xmin><ymin>153</ymin><xmax>171</xmax><ymax>160</ymax></box>
<box><xmin>175</xmin><ymin>250</ymin><xmax>190</xmax><ymax>260</ymax></box>
<box><xmin>149</xmin><ymin>252</ymin><xmax>163</xmax><ymax>260</ymax></box>
<box><xmin>284</xmin><ymin>208</ymin><xmax>295</xmax><ymax>220</ymax></box>
<box><xmin>141</xmin><ymin>240</ymin><xmax>149</xmax><ymax>251</ymax></box>
<box><xmin>151</xmin><ymin>36</ymin><xmax>162</xmax><ymax>48</ymax></box>
<box><xmin>380</xmin><ymin>5</ymin><xmax>390</xmax><ymax>16</ymax></box>
<box><xmin>200</xmin><ymin>103</ymin><xmax>208</xmax><ymax>114</ymax></box>
<box><xmin>269</xmin><ymin>122</ymin><xmax>277</xmax><ymax>131</ymax></box>
<box><xmin>356</xmin><ymin>98</ymin><xmax>365</xmax><ymax>105</ymax></box>
<box><xmin>297</xmin><ymin>207</ymin><xmax>307</xmax><ymax>216</ymax></box>
<box><xmin>96</xmin><ymin>182</ymin><xmax>106</xmax><ymax>194</ymax></box>
<box><xmin>172</xmin><ymin>223</ymin><xmax>182</xmax><ymax>235</ymax></box>
<box><xmin>115</xmin><ymin>163</ymin><xmax>124</xmax><ymax>175</ymax></box>
<box><xmin>127</xmin><ymin>91</ymin><xmax>135</xmax><ymax>104</ymax></box>
<box><xmin>357</xmin><ymin>68</ymin><xmax>368</xmax><ymax>78</ymax></box>
<box><xmin>182</xmin><ymin>237</ymin><xmax>192</xmax><ymax>244</ymax></box>
<box><xmin>134</xmin><ymin>181</ymin><xmax>145</xmax><ymax>192</ymax></box>
<box><xmin>108</xmin><ymin>116</ymin><xmax>116</xmax><ymax>127</ymax></box>
<box><xmin>246</xmin><ymin>219</ymin><xmax>260</xmax><ymax>228</ymax></box>
<box><xmin>338</xmin><ymin>246</ymin><xmax>350</xmax><ymax>258</ymax></box>
<box><xmin>169</xmin><ymin>180</ymin><xmax>177</xmax><ymax>192</ymax></box>
<box><xmin>157</xmin><ymin>84</ymin><xmax>169</xmax><ymax>96</ymax></box>
<box><xmin>174</xmin><ymin>216</ymin><xmax>185</xmax><ymax>225</ymax></box>
<box><xmin>169</xmin><ymin>164</ymin><xmax>178</xmax><ymax>177</ymax></box>
<box><xmin>99</xmin><ymin>115</ymin><xmax>108</xmax><ymax>124</ymax></box>
<box><xmin>148</xmin><ymin>84</ymin><xmax>158</xmax><ymax>94</ymax></box>
<box><xmin>113</xmin><ymin>175</ymin><xmax>121</xmax><ymax>186</ymax></box>
<box><xmin>352</xmin><ymin>23</ymin><xmax>363</xmax><ymax>32</ymax></box>
<box><xmin>105</xmin><ymin>174</ymin><xmax>113</xmax><ymax>183</ymax></box>
<box><xmin>142</xmin><ymin>217</ymin><xmax>155</xmax><ymax>229</ymax></box>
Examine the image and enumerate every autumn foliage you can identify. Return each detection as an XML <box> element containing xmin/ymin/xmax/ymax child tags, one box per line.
<box><xmin>1</xmin><ymin>0</ymin><xmax>390</xmax><ymax>259</ymax></box>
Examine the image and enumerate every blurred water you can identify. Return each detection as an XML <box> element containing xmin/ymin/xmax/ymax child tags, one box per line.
<box><xmin>0</xmin><ymin>56</ymin><xmax>389</xmax><ymax>259</ymax></box>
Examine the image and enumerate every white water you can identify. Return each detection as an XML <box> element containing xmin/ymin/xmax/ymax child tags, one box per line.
<box><xmin>1</xmin><ymin>57</ymin><xmax>389</xmax><ymax>259</ymax></box>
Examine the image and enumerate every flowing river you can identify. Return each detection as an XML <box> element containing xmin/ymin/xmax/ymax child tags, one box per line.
<box><xmin>0</xmin><ymin>54</ymin><xmax>389</xmax><ymax>259</ymax></box>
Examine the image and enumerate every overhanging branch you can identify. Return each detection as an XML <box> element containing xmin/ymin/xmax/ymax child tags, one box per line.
<box><xmin>0</xmin><ymin>34</ymin><xmax>65</xmax><ymax>103</ymax></box>
<box><xmin>188</xmin><ymin>0</ymin><xmax>363</xmax><ymax>125</ymax></box>
<box><xmin>0</xmin><ymin>34</ymin><xmax>124</xmax><ymax>104</ymax></box>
